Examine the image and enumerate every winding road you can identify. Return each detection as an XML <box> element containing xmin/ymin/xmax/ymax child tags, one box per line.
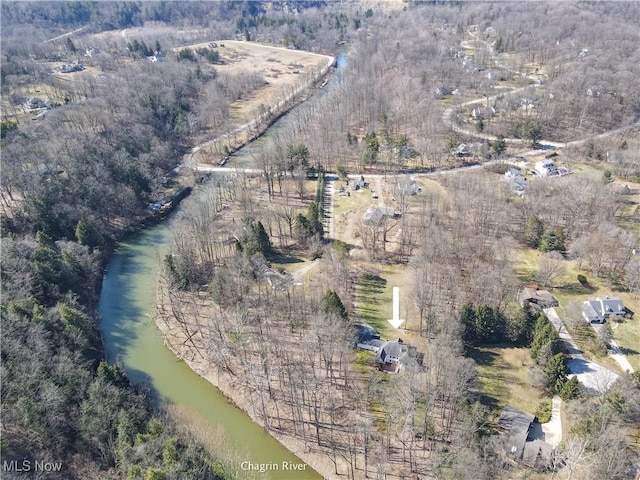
<box><xmin>442</xmin><ymin>32</ymin><xmax>640</xmax><ymax>151</ymax></box>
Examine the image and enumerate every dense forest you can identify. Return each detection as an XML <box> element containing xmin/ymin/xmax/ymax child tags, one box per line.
<box><xmin>2</xmin><ymin>1</ymin><xmax>639</xmax><ymax>479</ymax></box>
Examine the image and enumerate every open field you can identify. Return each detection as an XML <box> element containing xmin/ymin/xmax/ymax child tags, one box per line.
<box><xmin>178</xmin><ymin>40</ymin><xmax>331</xmax><ymax>123</ymax></box>
<box><xmin>469</xmin><ymin>346</ymin><xmax>547</xmax><ymax>416</ymax></box>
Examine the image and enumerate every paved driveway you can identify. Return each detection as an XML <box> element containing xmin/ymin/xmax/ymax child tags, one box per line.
<box><xmin>543</xmin><ymin>308</ymin><xmax>619</xmax><ymax>395</ymax></box>
<box><xmin>591</xmin><ymin>323</ymin><xmax>635</xmax><ymax>373</ymax></box>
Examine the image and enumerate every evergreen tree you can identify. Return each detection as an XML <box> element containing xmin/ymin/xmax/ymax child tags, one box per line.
<box><xmin>460</xmin><ymin>301</ymin><xmax>476</xmax><ymax>342</ymax></box>
<box><xmin>524</xmin><ymin>214</ymin><xmax>544</xmax><ymax>248</ymax></box>
<box><xmin>491</xmin><ymin>134</ymin><xmax>507</xmax><ymax>156</ymax></box>
<box><xmin>522</xmin><ymin>119</ymin><xmax>543</xmax><ymax>148</ymax></box>
<box><xmin>539</xmin><ymin>227</ymin><xmax>566</xmax><ymax>253</ymax></box>
<box><xmin>530</xmin><ymin>316</ymin><xmax>559</xmax><ymax>361</ymax></box>
<box><xmin>75</xmin><ymin>219</ymin><xmax>102</xmax><ymax>249</ymax></box>
<box><xmin>323</xmin><ymin>289</ymin><xmax>347</xmax><ymax>319</ymax></box>
<box><xmin>545</xmin><ymin>353</ymin><xmax>568</xmax><ymax>392</ymax></box>
<box><xmin>363</xmin><ymin>132</ymin><xmax>380</xmax><ymax>164</ymax></box>
<box><xmin>307</xmin><ymin>202</ymin><xmax>323</xmax><ymax>236</ymax></box>
<box><xmin>474</xmin><ymin>304</ymin><xmax>497</xmax><ymax>342</ymax></box>
<box><xmin>559</xmin><ymin>376</ymin><xmax>581</xmax><ymax>400</ymax></box>
<box><xmin>65</xmin><ymin>37</ymin><xmax>77</xmax><ymax>53</ymax></box>
<box><xmin>243</xmin><ymin>220</ymin><xmax>272</xmax><ymax>257</ymax></box>
<box><xmin>294</xmin><ymin>214</ymin><xmax>313</xmax><ymax>243</ymax></box>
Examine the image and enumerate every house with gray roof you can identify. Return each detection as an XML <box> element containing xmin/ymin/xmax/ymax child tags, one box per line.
<box><xmin>582</xmin><ymin>297</ymin><xmax>627</xmax><ymax>324</ymax></box>
<box><xmin>518</xmin><ymin>285</ymin><xmax>558</xmax><ymax>309</ymax></box>
<box><xmin>354</xmin><ymin>323</ymin><xmax>385</xmax><ymax>352</ymax></box>
<box><xmin>375</xmin><ymin>339</ymin><xmax>410</xmax><ymax>373</ymax></box>
<box><xmin>363</xmin><ymin>205</ymin><xmax>396</xmax><ymax>226</ymax></box>
<box><xmin>497</xmin><ymin>406</ymin><xmax>553</xmax><ymax>470</ymax></box>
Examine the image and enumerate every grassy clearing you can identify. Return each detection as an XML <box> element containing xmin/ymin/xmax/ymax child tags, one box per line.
<box><xmin>513</xmin><ymin>248</ymin><xmax>539</xmax><ymax>283</ymax></box>
<box><xmin>333</xmin><ymin>188</ymin><xmax>369</xmax><ymax>218</ymax></box>
<box><xmin>270</xmin><ymin>254</ymin><xmax>308</xmax><ymax>273</ymax></box>
<box><xmin>614</xmin><ymin>186</ymin><xmax>640</xmax><ymax>237</ymax></box>
<box><xmin>566</xmin><ymin>162</ymin><xmax>605</xmax><ymax>181</ymax></box>
<box><xmin>609</xmin><ymin>299</ymin><xmax>640</xmax><ymax>371</ymax></box>
<box><xmin>469</xmin><ymin>346</ymin><xmax>547</xmax><ymax>416</ymax></box>
<box><xmin>357</xmin><ymin>271</ymin><xmax>390</xmax><ymax>334</ymax></box>
<box><xmin>355</xmin><ymin>264</ymin><xmax>411</xmax><ymax>339</ymax></box>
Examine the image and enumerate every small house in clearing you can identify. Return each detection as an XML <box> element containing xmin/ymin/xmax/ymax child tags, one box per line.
<box><xmin>363</xmin><ymin>205</ymin><xmax>396</xmax><ymax>226</ymax></box>
<box><xmin>354</xmin><ymin>323</ymin><xmax>385</xmax><ymax>352</ymax></box>
<box><xmin>582</xmin><ymin>297</ymin><xmax>628</xmax><ymax>324</ymax></box>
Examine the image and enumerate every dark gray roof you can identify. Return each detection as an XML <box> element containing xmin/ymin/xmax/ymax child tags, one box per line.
<box><xmin>354</xmin><ymin>323</ymin><xmax>381</xmax><ymax>343</ymax></box>
<box><xmin>497</xmin><ymin>406</ymin><xmax>534</xmax><ymax>460</ymax></box>
<box><xmin>375</xmin><ymin>340</ymin><xmax>409</xmax><ymax>364</ymax></box>
<box><xmin>518</xmin><ymin>286</ymin><xmax>558</xmax><ymax>308</ymax></box>
<box><xmin>522</xmin><ymin>439</ymin><xmax>553</xmax><ymax>468</ymax></box>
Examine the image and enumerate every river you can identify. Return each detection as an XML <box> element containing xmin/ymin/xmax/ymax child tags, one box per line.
<box><xmin>98</xmin><ymin>51</ymin><xmax>346</xmax><ymax>479</ymax></box>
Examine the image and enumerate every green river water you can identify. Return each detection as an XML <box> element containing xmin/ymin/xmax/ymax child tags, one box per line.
<box><xmin>98</xmin><ymin>52</ymin><xmax>346</xmax><ymax>478</ymax></box>
<box><xmin>98</xmin><ymin>222</ymin><xmax>322</xmax><ymax>479</ymax></box>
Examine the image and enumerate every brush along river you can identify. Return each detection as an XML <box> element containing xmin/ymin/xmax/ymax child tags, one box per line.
<box><xmin>98</xmin><ymin>51</ymin><xmax>346</xmax><ymax>479</ymax></box>
<box><xmin>99</xmin><ymin>223</ymin><xmax>321</xmax><ymax>479</ymax></box>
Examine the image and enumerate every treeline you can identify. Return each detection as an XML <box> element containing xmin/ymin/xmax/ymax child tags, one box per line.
<box><xmin>0</xmin><ymin>2</ymin><xmax>311</xmax><ymax>477</ymax></box>
<box><xmin>0</xmin><ymin>46</ymin><xmax>231</xmax><ymax>473</ymax></box>
<box><xmin>461</xmin><ymin>301</ymin><xmax>580</xmax><ymax>400</ymax></box>
<box><xmin>0</xmin><ymin>233</ymin><xmax>229</xmax><ymax>478</ymax></box>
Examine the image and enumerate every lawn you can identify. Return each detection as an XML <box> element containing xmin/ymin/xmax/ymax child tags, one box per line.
<box><xmin>355</xmin><ymin>263</ymin><xmax>414</xmax><ymax>339</ymax></box>
<box><xmin>357</xmin><ymin>271</ymin><xmax>391</xmax><ymax>335</ymax></box>
<box><xmin>552</xmin><ymin>261</ymin><xmax>640</xmax><ymax>372</ymax></box>
<box><xmin>515</xmin><ymin>247</ymin><xmax>640</xmax><ymax>371</ymax></box>
<box><xmin>609</xmin><ymin>297</ymin><xmax>640</xmax><ymax>371</ymax></box>
<box><xmin>513</xmin><ymin>248</ymin><xmax>539</xmax><ymax>283</ymax></box>
<box><xmin>469</xmin><ymin>346</ymin><xmax>547</xmax><ymax>416</ymax></box>
<box><xmin>270</xmin><ymin>254</ymin><xmax>309</xmax><ymax>274</ymax></box>
<box><xmin>332</xmin><ymin>187</ymin><xmax>369</xmax><ymax>220</ymax></box>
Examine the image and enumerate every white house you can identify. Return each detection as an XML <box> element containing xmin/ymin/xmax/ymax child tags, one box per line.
<box><xmin>505</xmin><ymin>167</ymin><xmax>521</xmax><ymax>178</ymax></box>
<box><xmin>375</xmin><ymin>339</ymin><xmax>410</xmax><ymax>373</ymax></box>
<box><xmin>582</xmin><ymin>297</ymin><xmax>626</xmax><ymax>324</ymax></box>
<box><xmin>363</xmin><ymin>206</ymin><xmax>396</xmax><ymax>226</ymax></box>
<box><xmin>535</xmin><ymin>160</ymin><xmax>558</xmax><ymax>177</ymax></box>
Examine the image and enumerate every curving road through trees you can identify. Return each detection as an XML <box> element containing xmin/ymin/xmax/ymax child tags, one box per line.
<box><xmin>442</xmin><ymin>32</ymin><xmax>639</xmax><ymax>153</ymax></box>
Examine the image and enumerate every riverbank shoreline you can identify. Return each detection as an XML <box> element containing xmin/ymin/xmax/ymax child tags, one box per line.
<box><xmin>154</xmin><ymin>279</ymin><xmax>339</xmax><ymax>480</ymax></box>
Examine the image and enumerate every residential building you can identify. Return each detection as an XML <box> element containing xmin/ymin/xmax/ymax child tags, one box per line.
<box><xmin>518</xmin><ymin>285</ymin><xmax>559</xmax><ymax>309</ymax></box>
<box><xmin>497</xmin><ymin>406</ymin><xmax>553</xmax><ymax>469</ymax></box>
<box><xmin>375</xmin><ymin>339</ymin><xmax>410</xmax><ymax>373</ymax></box>
<box><xmin>535</xmin><ymin>160</ymin><xmax>558</xmax><ymax>177</ymax></box>
<box><xmin>582</xmin><ymin>297</ymin><xmax>626</xmax><ymax>324</ymax></box>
